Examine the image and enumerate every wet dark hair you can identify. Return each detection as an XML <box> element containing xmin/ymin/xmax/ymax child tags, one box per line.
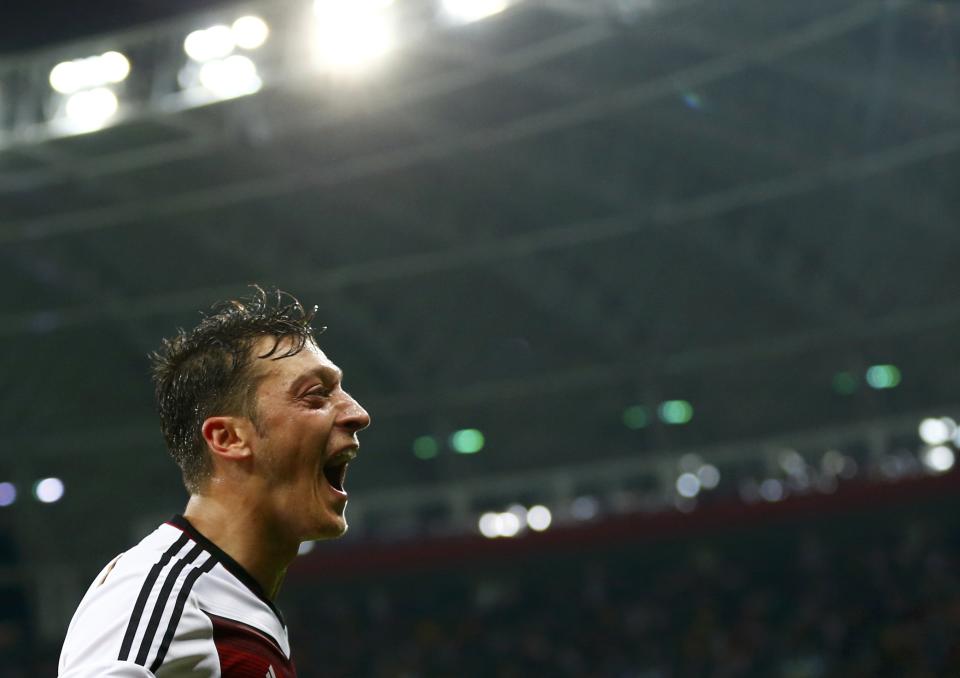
<box><xmin>149</xmin><ymin>285</ymin><xmax>322</xmax><ymax>493</ymax></box>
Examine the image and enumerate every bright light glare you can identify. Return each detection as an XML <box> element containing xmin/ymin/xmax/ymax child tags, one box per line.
<box><xmin>922</xmin><ymin>446</ymin><xmax>955</xmax><ymax>473</ymax></box>
<box><xmin>676</xmin><ymin>472</ymin><xmax>701</xmax><ymax>498</ymax></box>
<box><xmin>232</xmin><ymin>16</ymin><xmax>270</xmax><ymax>50</ymax></box>
<box><xmin>34</xmin><ymin>477</ymin><xmax>64</xmax><ymax>503</ymax></box>
<box><xmin>198</xmin><ymin>56</ymin><xmax>262</xmax><ymax>99</ymax></box>
<box><xmin>526</xmin><ymin>505</ymin><xmax>551</xmax><ymax>531</ymax></box>
<box><xmin>919</xmin><ymin>417</ymin><xmax>954</xmax><ymax>445</ymax></box>
<box><xmin>297</xmin><ymin>541</ymin><xmax>316</xmax><ymax>555</ymax></box>
<box><xmin>0</xmin><ymin>483</ymin><xmax>15</xmax><ymax>507</ymax></box>
<box><xmin>312</xmin><ymin>0</ymin><xmax>395</xmax><ymax>72</ymax></box>
<box><xmin>184</xmin><ymin>25</ymin><xmax>236</xmax><ymax>62</ymax></box>
<box><xmin>441</xmin><ymin>0</ymin><xmax>508</xmax><ymax>24</ymax></box>
<box><xmin>696</xmin><ymin>464</ymin><xmax>720</xmax><ymax>489</ymax></box>
<box><xmin>49</xmin><ymin>51</ymin><xmax>130</xmax><ymax>94</ymax></box>
<box><xmin>64</xmin><ymin>88</ymin><xmax>119</xmax><ymax>131</ymax></box>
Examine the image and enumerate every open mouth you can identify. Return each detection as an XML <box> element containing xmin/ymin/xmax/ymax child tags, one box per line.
<box><xmin>323</xmin><ymin>461</ymin><xmax>348</xmax><ymax>493</ymax></box>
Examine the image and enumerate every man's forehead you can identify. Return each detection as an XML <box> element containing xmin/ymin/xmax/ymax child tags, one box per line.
<box><xmin>250</xmin><ymin>336</ymin><xmax>337</xmax><ymax>380</ymax></box>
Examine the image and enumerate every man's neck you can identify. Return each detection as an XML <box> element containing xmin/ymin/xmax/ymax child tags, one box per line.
<box><xmin>182</xmin><ymin>494</ymin><xmax>297</xmax><ymax>600</ymax></box>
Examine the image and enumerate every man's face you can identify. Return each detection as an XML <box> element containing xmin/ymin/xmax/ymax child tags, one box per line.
<box><xmin>247</xmin><ymin>336</ymin><xmax>370</xmax><ymax>542</ymax></box>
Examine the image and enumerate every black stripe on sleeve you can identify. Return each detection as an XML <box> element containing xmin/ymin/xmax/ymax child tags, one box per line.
<box><xmin>134</xmin><ymin>542</ymin><xmax>203</xmax><ymax>666</ymax></box>
<box><xmin>148</xmin><ymin>555</ymin><xmax>217</xmax><ymax>673</ymax></box>
<box><xmin>118</xmin><ymin>533</ymin><xmax>190</xmax><ymax>662</ymax></box>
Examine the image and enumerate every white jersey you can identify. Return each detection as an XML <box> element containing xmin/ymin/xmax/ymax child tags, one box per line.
<box><xmin>59</xmin><ymin>516</ymin><xmax>297</xmax><ymax>677</ymax></box>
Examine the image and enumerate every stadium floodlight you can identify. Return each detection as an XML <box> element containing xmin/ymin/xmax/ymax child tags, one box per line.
<box><xmin>675</xmin><ymin>472</ymin><xmax>700</xmax><ymax>498</ymax></box>
<box><xmin>232</xmin><ymin>16</ymin><xmax>270</xmax><ymax>50</ymax></box>
<box><xmin>63</xmin><ymin>87</ymin><xmax>119</xmax><ymax>132</ymax></box>
<box><xmin>526</xmin><ymin>505</ymin><xmax>552</xmax><ymax>531</ymax></box>
<box><xmin>198</xmin><ymin>55</ymin><xmax>262</xmax><ymax>99</ymax></box>
<box><xmin>921</xmin><ymin>445</ymin><xmax>955</xmax><ymax>474</ymax></box>
<box><xmin>440</xmin><ymin>0</ymin><xmax>508</xmax><ymax>25</ymax></box>
<box><xmin>184</xmin><ymin>24</ymin><xmax>236</xmax><ymax>62</ymax></box>
<box><xmin>0</xmin><ymin>482</ymin><xmax>15</xmax><ymax>507</ymax></box>
<box><xmin>49</xmin><ymin>51</ymin><xmax>130</xmax><ymax>94</ymax></box>
<box><xmin>312</xmin><ymin>0</ymin><xmax>395</xmax><ymax>73</ymax></box>
<box><xmin>34</xmin><ymin>477</ymin><xmax>65</xmax><ymax>504</ymax></box>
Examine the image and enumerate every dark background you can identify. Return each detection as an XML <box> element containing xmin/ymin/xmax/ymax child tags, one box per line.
<box><xmin>2</xmin><ymin>0</ymin><xmax>960</xmax><ymax>675</ymax></box>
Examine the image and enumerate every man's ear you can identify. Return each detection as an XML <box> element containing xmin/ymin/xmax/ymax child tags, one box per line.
<box><xmin>201</xmin><ymin>416</ymin><xmax>255</xmax><ymax>461</ymax></box>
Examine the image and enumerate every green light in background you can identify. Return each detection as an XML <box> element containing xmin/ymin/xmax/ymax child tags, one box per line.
<box><xmin>866</xmin><ymin>364</ymin><xmax>901</xmax><ymax>390</ymax></box>
<box><xmin>658</xmin><ymin>400</ymin><xmax>693</xmax><ymax>425</ymax></box>
<box><xmin>413</xmin><ymin>435</ymin><xmax>439</xmax><ymax>460</ymax></box>
<box><xmin>832</xmin><ymin>372</ymin><xmax>857</xmax><ymax>395</ymax></box>
<box><xmin>450</xmin><ymin>429</ymin><xmax>485</xmax><ymax>454</ymax></box>
<box><xmin>622</xmin><ymin>405</ymin><xmax>649</xmax><ymax>430</ymax></box>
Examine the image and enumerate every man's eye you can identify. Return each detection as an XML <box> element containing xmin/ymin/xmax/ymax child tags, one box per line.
<box><xmin>307</xmin><ymin>388</ymin><xmax>332</xmax><ymax>398</ymax></box>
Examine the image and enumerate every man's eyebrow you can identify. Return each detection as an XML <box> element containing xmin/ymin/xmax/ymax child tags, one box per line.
<box><xmin>291</xmin><ymin>366</ymin><xmax>343</xmax><ymax>391</ymax></box>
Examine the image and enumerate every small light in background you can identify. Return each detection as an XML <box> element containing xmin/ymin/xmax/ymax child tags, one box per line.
<box><xmin>450</xmin><ymin>428</ymin><xmax>484</xmax><ymax>454</ymax></box>
<box><xmin>919</xmin><ymin>417</ymin><xmax>955</xmax><ymax>446</ymax></box>
<box><xmin>440</xmin><ymin>0</ymin><xmax>509</xmax><ymax>25</ymax></box>
<box><xmin>312</xmin><ymin>0</ymin><xmax>395</xmax><ymax>73</ymax></box>
<box><xmin>478</xmin><ymin>512</ymin><xmax>499</xmax><ymax>538</ymax></box>
<box><xmin>866</xmin><ymin>364</ymin><xmax>901</xmax><ymax>389</ymax></box>
<box><xmin>506</xmin><ymin>503</ymin><xmax>527</xmax><ymax>526</ymax></box>
<box><xmin>498</xmin><ymin>512</ymin><xmax>521</xmax><ymax>537</ymax></box>
<box><xmin>759</xmin><ymin>478</ymin><xmax>784</xmax><ymax>502</ymax></box>
<box><xmin>681</xmin><ymin>91</ymin><xmax>703</xmax><ymax>110</ymax></box>
<box><xmin>526</xmin><ymin>505</ymin><xmax>551</xmax><ymax>531</ymax></box>
<box><xmin>622</xmin><ymin>405</ymin><xmax>648</xmax><ymax>430</ymax></box>
<box><xmin>832</xmin><ymin>371</ymin><xmax>857</xmax><ymax>395</ymax></box>
<box><xmin>676</xmin><ymin>472</ymin><xmax>701</xmax><ymax>498</ymax></box>
<box><xmin>297</xmin><ymin>541</ymin><xmax>316</xmax><ymax>555</ymax></box>
<box><xmin>34</xmin><ymin>477</ymin><xmax>64</xmax><ymax>504</ymax></box>
<box><xmin>658</xmin><ymin>400</ymin><xmax>693</xmax><ymax>425</ymax></box>
<box><xmin>696</xmin><ymin>464</ymin><xmax>720</xmax><ymax>489</ymax></box>
<box><xmin>0</xmin><ymin>483</ymin><xmax>16</xmax><ymax>507</ymax></box>
<box><xmin>570</xmin><ymin>495</ymin><xmax>599</xmax><ymax>521</ymax></box>
<box><xmin>921</xmin><ymin>446</ymin><xmax>955</xmax><ymax>474</ymax></box>
<box><xmin>413</xmin><ymin>435</ymin><xmax>438</xmax><ymax>460</ymax></box>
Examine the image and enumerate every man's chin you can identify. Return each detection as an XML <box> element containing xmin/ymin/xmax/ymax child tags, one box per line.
<box><xmin>311</xmin><ymin>515</ymin><xmax>348</xmax><ymax>540</ymax></box>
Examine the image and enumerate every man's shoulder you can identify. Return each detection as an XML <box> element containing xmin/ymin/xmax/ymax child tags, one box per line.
<box><xmin>59</xmin><ymin>522</ymin><xmax>220</xmax><ymax>676</ymax></box>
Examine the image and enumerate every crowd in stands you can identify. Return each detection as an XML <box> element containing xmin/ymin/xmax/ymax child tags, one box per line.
<box><xmin>285</xmin><ymin>499</ymin><xmax>960</xmax><ymax>677</ymax></box>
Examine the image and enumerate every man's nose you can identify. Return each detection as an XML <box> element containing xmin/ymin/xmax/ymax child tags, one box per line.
<box><xmin>340</xmin><ymin>394</ymin><xmax>371</xmax><ymax>432</ymax></box>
